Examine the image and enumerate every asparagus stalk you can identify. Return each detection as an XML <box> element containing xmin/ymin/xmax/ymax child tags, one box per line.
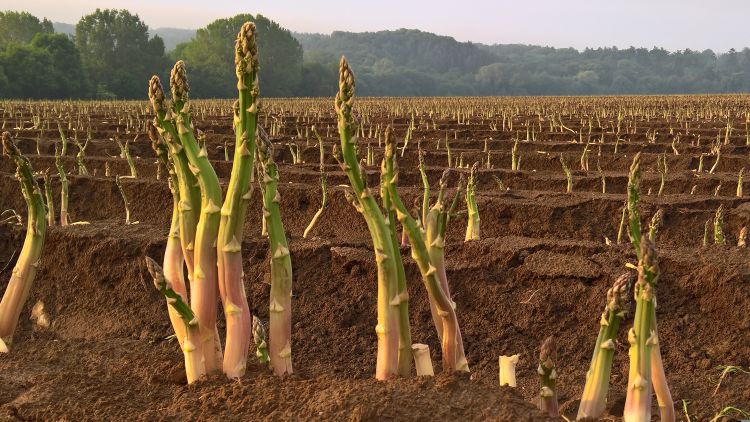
<box><xmin>148</xmin><ymin>79</ymin><xmax>200</xmax><ymax>286</ymax></box>
<box><xmin>149</xmin><ymin>125</ymin><xmax>188</xmax><ymax>348</ymax></box>
<box><xmin>303</xmin><ymin>126</ymin><xmax>327</xmax><ymax>239</ymax></box>
<box><xmin>217</xmin><ymin>22</ymin><xmax>258</xmax><ymax>378</ymax></box>
<box><xmin>537</xmin><ymin>336</ymin><xmax>559</xmax><ymax>417</ymax></box>
<box><xmin>257</xmin><ymin>128</ymin><xmax>294</xmax><ymax>376</ymax></box>
<box><xmin>577</xmin><ymin>273</ymin><xmax>633</xmax><ymax>419</ymax></box>
<box><xmin>464</xmin><ymin>162</ymin><xmax>480</xmax><ymax>241</ymax></box>
<box><xmin>714</xmin><ymin>205</ymin><xmax>725</xmax><ymax>245</ymax></box>
<box><xmin>43</xmin><ymin>171</ymin><xmax>54</xmax><ymax>227</ymax></box>
<box><xmin>169</xmin><ymin>60</ymin><xmax>224</xmax><ymax>373</ymax></box>
<box><xmin>144</xmin><ymin>257</ymin><xmax>205</xmax><ymax>383</ymax></box>
<box><xmin>627</xmin><ymin>153</ymin><xmax>642</xmax><ymax>254</ymax></box>
<box><xmin>54</xmin><ymin>147</ymin><xmax>69</xmax><ymax>226</ymax></box>
<box><xmin>424</xmin><ymin>170</ymin><xmax>469</xmax><ymax>370</ymax></box>
<box><xmin>335</xmin><ymin>57</ymin><xmax>400</xmax><ymax>379</ymax></box>
<box><xmin>623</xmin><ymin>237</ymin><xmax>659</xmax><ymax>422</ymax></box>
<box><xmin>0</xmin><ymin>132</ymin><xmax>47</xmax><ymax>351</ymax></box>
<box><xmin>384</xmin><ymin>129</ymin><xmax>466</xmax><ymax>373</ymax></box>
<box><xmin>381</xmin><ymin>125</ymin><xmax>413</xmax><ymax>377</ymax></box>
<box><xmin>114</xmin><ymin>176</ymin><xmax>131</xmax><ymax>225</ymax></box>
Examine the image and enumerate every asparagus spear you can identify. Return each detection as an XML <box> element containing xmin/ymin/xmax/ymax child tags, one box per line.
<box><xmin>380</xmin><ymin>126</ymin><xmax>413</xmax><ymax>376</ymax></box>
<box><xmin>537</xmin><ymin>336</ymin><xmax>559</xmax><ymax>417</ymax></box>
<box><xmin>464</xmin><ymin>162</ymin><xmax>480</xmax><ymax>241</ymax></box>
<box><xmin>623</xmin><ymin>237</ymin><xmax>659</xmax><ymax>422</ymax></box>
<box><xmin>384</xmin><ymin>126</ymin><xmax>467</xmax><ymax>373</ymax></box>
<box><xmin>0</xmin><ymin>132</ymin><xmax>47</xmax><ymax>351</ymax></box>
<box><xmin>144</xmin><ymin>257</ymin><xmax>205</xmax><ymax>384</ymax></box>
<box><xmin>335</xmin><ymin>57</ymin><xmax>401</xmax><ymax>379</ymax></box>
<box><xmin>258</xmin><ymin>128</ymin><xmax>294</xmax><ymax>376</ymax></box>
<box><xmin>148</xmin><ymin>125</ymin><xmax>187</xmax><ymax>349</ymax></box>
<box><xmin>217</xmin><ymin>22</ymin><xmax>258</xmax><ymax>378</ymax></box>
<box><xmin>169</xmin><ymin>60</ymin><xmax>224</xmax><ymax>373</ymax></box>
<box><xmin>577</xmin><ymin>273</ymin><xmax>633</xmax><ymax>419</ymax></box>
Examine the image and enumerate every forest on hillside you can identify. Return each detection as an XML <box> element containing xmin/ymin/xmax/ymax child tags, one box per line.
<box><xmin>2</xmin><ymin>9</ymin><xmax>750</xmax><ymax>98</ymax></box>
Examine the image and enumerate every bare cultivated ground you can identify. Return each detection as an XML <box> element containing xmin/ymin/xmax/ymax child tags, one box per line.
<box><xmin>0</xmin><ymin>95</ymin><xmax>749</xmax><ymax>420</ymax></box>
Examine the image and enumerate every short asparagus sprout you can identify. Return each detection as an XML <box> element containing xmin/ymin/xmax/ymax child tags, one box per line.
<box><xmin>709</xmin><ymin>146</ymin><xmax>721</xmax><ymax>174</ymax></box>
<box><xmin>577</xmin><ymin>273</ymin><xmax>633</xmax><ymax>419</ymax></box>
<box><xmin>43</xmin><ymin>171</ymin><xmax>54</xmax><ymax>227</ymax></box>
<box><xmin>657</xmin><ymin>153</ymin><xmax>667</xmax><ymax>196</ymax></box>
<box><xmin>114</xmin><ymin>176</ymin><xmax>132</xmax><ymax>225</ymax></box>
<box><xmin>617</xmin><ymin>203</ymin><xmax>627</xmax><ymax>244</ymax></box>
<box><xmin>54</xmin><ymin>147</ymin><xmax>69</xmax><ymax>226</ymax></box>
<box><xmin>0</xmin><ymin>132</ymin><xmax>47</xmax><ymax>351</ymax></box>
<box><xmin>464</xmin><ymin>162</ymin><xmax>480</xmax><ymax>241</ymax></box>
<box><xmin>537</xmin><ymin>336</ymin><xmax>559</xmax><ymax>417</ymax></box>
<box><xmin>252</xmin><ymin>315</ymin><xmax>270</xmax><ymax>365</ymax></box>
<box><xmin>714</xmin><ymin>205</ymin><xmax>726</xmax><ymax>245</ymax></box>
<box><xmin>57</xmin><ymin>120</ymin><xmax>68</xmax><ymax>156</ymax></box>
<box><xmin>144</xmin><ymin>257</ymin><xmax>205</xmax><ymax>384</ymax></box>
<box><xmin>411</xmin><ymin>344</ymin><xmax>434</xmax><ymax>376</ymax></box>
<box><xmin>116</xmin><ymin>135</ymin><xmax>138</xmax><ymax>178</ymax></box>
<box><xmin>560</xmin><ymin>156</ymin><xmax>572</xmax><ymax>193</ymax></box>
<box><xmin>648</xmin><ymin>209</ymin><xmax>663</xmax><ymax>242</ymax></box>
<box><xmin>303</xmin><ymin>126</ymin><xmax>328</xmax><ymax>239</ymax></box>
<box><xmin>597</xmin><ymin>160</ymin><xmax>606</xmax><ymax>194</ymax></box>
<box><xmin>498</xmin><ymin>355</ymin><xmax>519</xmax><ymax>387</ymax></box>
<box><xmin>737</xmin><ymin>168</ymin><xmax>744</xmax><ymax>197</ymax></box>
<box><xmin>511</xmin><ymin>138</ymin><xmax>520</xmax><ymax>171</ymax></box>
<box><xmin>738</xmin><ymin>226</ymin><xmax>747</xmax><ymax>247</ymax></box>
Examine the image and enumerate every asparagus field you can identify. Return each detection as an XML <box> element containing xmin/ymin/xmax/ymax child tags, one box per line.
<box><xmin>1</xmin><ymin>45</ymin><xmax>750</xmax><ymax>420</ymax></box>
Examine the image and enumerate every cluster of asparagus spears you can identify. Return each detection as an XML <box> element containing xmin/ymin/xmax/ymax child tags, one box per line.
<box><xmin>145</xmin><ymin>22</ymin><xmax>293</xmax><ymax>382</ymax></box>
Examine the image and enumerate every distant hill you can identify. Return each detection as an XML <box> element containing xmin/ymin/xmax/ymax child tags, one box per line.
<box><xmin>52</xmin><ymin>22</ymin><xmax>74</xmax><ymax>35</ymax></box>
<box><xmin>151</xmin><ymin>27</ymin><xmax>196</xmax><ymax>51</ymax></box>
<box><xmin>53</xmin><ymin>21</ymin><xmax>195</xmax><ymax>51</ymax></box>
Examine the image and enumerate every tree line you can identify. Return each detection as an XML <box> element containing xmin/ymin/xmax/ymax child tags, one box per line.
<box><xmin>1</xmin><ymin>9</ymin><xmax>750</xmax><ymax>99</ymax></box>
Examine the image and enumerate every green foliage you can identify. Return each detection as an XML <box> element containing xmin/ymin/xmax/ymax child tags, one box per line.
<box><xmin>3</xmin><ymin>10</ymin><xmax>750</xmax><ymax>98</ymax></box>
<box><xmin>75</xmin><ymin>8</ymin><xmax>168</xmax><ymax>99</ymax></box>
<box><xmin>171</xmin><ymin>14</ymin><xmax>302</xmax><ymax>97</ymax></box>
<box><xmin>0</xmin><ymin>11</ymin><xmax>53</xmax><ymax>47</ymax></box>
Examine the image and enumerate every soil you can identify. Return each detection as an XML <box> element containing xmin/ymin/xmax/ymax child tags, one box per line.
<box><xmin>1</xmin><ymin>96</ymin><xmax>750</xmax><ymax>421</ymax></box>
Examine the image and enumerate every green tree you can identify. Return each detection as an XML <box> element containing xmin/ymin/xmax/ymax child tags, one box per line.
<box><xmin>0</xmin><ymin>11</ymin><xmax>53</xmax><ymax>47</ymax></box>
<box><xmin>0</xmin><ymin>44</ymin><xmax>55</xmax><ymax>98</ymax></box>
<box><xmin>31</xmin><ymin>33</ymin><xmax>87</xmax><ymax>98</ymax></box>
<box><xmin>172</xmin><ymin>14</ymin><xmax>303</xmax><ymax>97</ymax></box>
<box><xmin>75</xmin><ymin>9</ymin><xmax>167</xmax><ymax>98</ymax></box>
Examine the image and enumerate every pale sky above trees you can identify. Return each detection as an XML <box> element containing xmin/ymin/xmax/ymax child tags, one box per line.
<box><xmin>4</xmin><ymin>0</ymin><xmax>749</xmax><ymax>52</ymax></box>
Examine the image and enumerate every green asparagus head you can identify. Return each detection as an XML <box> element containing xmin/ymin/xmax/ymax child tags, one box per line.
<box><xmin>169</xmin><ymin>60</ymin><xmax>190</xmax><ymax>104</ymax></box>
<box><xmin>148</xmin><ymin>75</ymin><xmax>167</xmax><ymax>115</ymax></box>
<box><xmin>335</xmin><ymin>56</ymin><xmax>355</xmax><ymax>128</ymax></box>
<box><xmin>235</xmin><ymin>22</ymin><xmax>259</xmax><ymax>95</ymax></box>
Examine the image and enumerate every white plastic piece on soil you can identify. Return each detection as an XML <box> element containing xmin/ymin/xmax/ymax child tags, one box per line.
<box><xmin>498</xmin><ymin>354</ymin><xmax>520</xmax><ymax>387</ymax></box>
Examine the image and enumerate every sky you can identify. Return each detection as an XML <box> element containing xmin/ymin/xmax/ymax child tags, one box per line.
<box><xmin>4</xmin><ymin>0</ymin><xmax>750</xmax><ymax>52</ymax></box>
